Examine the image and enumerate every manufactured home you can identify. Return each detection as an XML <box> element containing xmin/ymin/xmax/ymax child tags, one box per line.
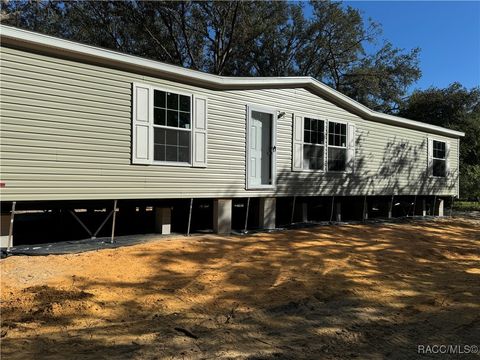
<box><xmin>0</xmin><ymin>26</ymin><xmax>464</xmax><ymax>247</ymax></box>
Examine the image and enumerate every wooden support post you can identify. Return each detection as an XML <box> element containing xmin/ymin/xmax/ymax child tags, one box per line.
<box><xmin>422</xmin><ymin>199</ymin><xmax>427</xmax><ymax>217</ymax></box>
<box><xmin>432</xmin><ymin>195</ymin><xmax>437</xmax><ymax>216</ymax></box>
<box><xmin>111</xmin><ymin>200</ymin><xmax>117</xmax><ymax>244</ymax></box>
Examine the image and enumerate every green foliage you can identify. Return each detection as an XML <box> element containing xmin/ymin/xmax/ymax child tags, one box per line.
<box><xmin>400</xmin><ymin>83</ymin><xmax>480</xmax><ymax>199</ymax></box>
<box><xmin>459</xmin><ymin>165</ymin><xmax>480</xmax><ymax>200</ymax></box>
<box><xmin>1</xmin><ymin>0</ymin><xmax>420</xmax><ymax>112</ymax></box>
<box><xmin>453</xmin><ymin>200</ymin><xmax>480</xmax><ymax>211</ymax></box>
<box><xmin>399</xmin><ymin>83</ymin><xmax>480</xmax><ymax>128</ymax></box>
<box><xmin>297</xmin><ymin>2</ymin><xmax>420</xmax><ymax>113</ymax></box>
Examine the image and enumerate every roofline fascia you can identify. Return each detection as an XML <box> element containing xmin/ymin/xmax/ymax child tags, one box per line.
<box><xmin>0</xmin><ymin>25</ymin><xmax>465</xmax><ymax>138</ymax></box>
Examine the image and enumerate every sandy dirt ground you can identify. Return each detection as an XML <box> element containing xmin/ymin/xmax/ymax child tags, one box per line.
<box><xmin>1</xmin><ymin>217</ymin><xmax>479</xmax><ymax>360</ymax></box>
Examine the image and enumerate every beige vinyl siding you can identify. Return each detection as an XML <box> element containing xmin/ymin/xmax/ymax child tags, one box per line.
<box><xmin>0</xmin><ymin>45</ymin><xmax>459</xmax><ymax>201</ymax></box>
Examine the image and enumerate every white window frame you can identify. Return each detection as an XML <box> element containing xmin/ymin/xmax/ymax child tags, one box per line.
<box><xmin>327</xmin><ymin>119</ymin><xmax>349</xmax><ymax>173</ymax></box>
<box><xmin>431</xmin><ymin>138</ymin><xmax>447</xmax><ymax>178</ymax></box>
<box><xmin>151</xmin><ymin>85</ymin><xmax>193</xmax><ymax>167</ymax></box>
<box><xmin>246</xmin><ymin>104</ymin><xmax>277</xmax><ymax>190</ymax></box>
<box><xmin>301</xmin><ymin>115</ymin><xmax>326</xmax><ymax>172</ymax></box>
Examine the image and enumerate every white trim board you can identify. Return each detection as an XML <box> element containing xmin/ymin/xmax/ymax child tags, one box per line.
<box><xmin>0</xmin><ymin>25</ymin><xmax>464</xmax><ymax>138</ymax></box>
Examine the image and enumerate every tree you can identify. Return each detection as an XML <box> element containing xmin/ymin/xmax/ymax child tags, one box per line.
<box><xmin>400</xmin><ymin>83</ymin><xmax>480</xmax><ymax>199</ymax></box>
<box><xmin>296</xmin><ymin>1</ymin><xmax>421</xmax><ymax>113</ymax></box>
<box><xmin>1</xmin><ymin>0</ymin><xmax>421</xmax><ymax>112</ymax></box>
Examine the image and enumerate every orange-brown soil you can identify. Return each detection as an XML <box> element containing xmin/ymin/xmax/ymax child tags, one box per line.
<box><xmin>1</xmin><ymin>218</ymin><xmax>479</xmax><ymax>359</ymax></box>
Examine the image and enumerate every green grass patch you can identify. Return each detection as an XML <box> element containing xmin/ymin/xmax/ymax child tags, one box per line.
<box><xmin>453</xmin><ymin>201</ymin><xmax>480</xmax><ymax>211</ymax></box>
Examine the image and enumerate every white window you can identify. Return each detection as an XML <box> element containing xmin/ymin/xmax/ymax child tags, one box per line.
<box><xmin>432</xmin><ymin>140</ymin><xmax>446</xmax><ymax>177</ymax></box>
<box><xmin>292</xmin><ymin>116</ymin><xmax>355</xmax><ymax>173</ymax></box>
<box><xmin>303</xmin><ymin>117</ymin><xmax>325</xmax><ymax>170</ymax></box>
<box><xmin>327</xmin><ymin>121</ymin><xmax>347</xmax><ymax>172</ymax></box>
<box><xmin>153</xmin><ymin>90</ymin><xmax>191</xmax><ymax>163</ymax></box>
<box><xmin>132</xmin><ymin>83</ymin><xmax>208</xmax><ymax>167</ymax></box>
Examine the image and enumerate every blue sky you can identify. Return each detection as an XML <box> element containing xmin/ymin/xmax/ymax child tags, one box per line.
<box><xmin>309</xmin><ymin>1</ymin><xmax>480</xmax><ymax>93</ymax></box>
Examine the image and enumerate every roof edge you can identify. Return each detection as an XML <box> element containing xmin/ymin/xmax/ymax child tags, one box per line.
<box><xmin>0</xmin><ymin>25</ymin><xmax>465</xmax><ymax>138</ymax></box>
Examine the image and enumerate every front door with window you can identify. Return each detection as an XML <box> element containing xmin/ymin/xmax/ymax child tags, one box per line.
<box><xmin>247</xmin><ymin>107</ymin><xmax>276</xmax><ymax>189</ymax></box>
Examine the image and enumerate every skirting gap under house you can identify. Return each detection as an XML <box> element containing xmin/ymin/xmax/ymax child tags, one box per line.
<box><xmin>1</xmin><ymin>195</ymin><xmax>451</xmax><ymax>256</ymax></box>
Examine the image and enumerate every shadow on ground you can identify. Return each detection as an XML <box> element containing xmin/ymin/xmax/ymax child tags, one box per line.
<box><xmin>1</xmin><ymin>217</ymin><xmax>479</xmax><ymax>359</ymax></box>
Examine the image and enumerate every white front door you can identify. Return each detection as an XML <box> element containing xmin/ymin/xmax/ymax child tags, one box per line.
<box><xmin>247</xmin><ymin>108</ymin><xmax>275</xmax><ymax>188</ymax></box>
<box><xmin>250</xmin><ymin>115</ymin><xmax>263</xmax><ymax>187</ymax></box>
